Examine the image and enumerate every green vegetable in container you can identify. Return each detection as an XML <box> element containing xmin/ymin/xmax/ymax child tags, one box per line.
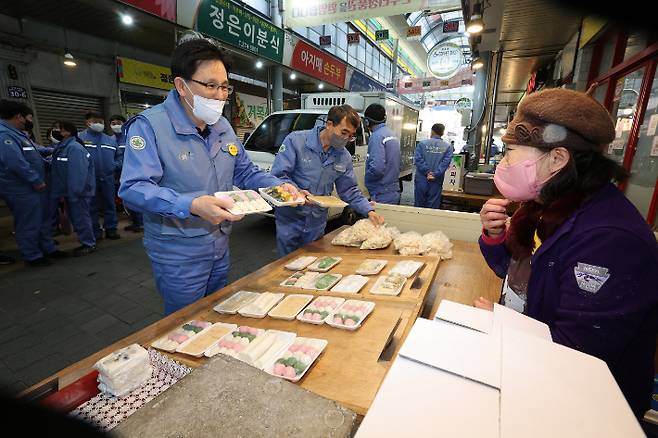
<box><xmin>317</xmin><ymin>257</ymin><xmax>337</xmax><ymax>269</ymax></box>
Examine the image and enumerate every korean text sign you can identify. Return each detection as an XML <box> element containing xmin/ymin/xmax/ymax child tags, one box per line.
<box><xmin>291</xmin><ymin>39</ymin><xmax>347</xmax><ymax>88</ymax></box>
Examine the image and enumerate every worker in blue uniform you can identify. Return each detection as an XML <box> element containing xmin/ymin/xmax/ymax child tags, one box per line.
<box><xmin>111</xmin><ymin>114</ymin><xmax>143</xmax><ymax>233</ymax></box>
<box><xmin>79</xmin><ymin>111</ymin><xmax>121</xmax><ymax>240</ymax></box>
<box><xmin>414</xmin><ymin>123</ymin><xmax>454</xmax><ymax>209</ymax></box>
<box><xmin>119</xmin><ymin>38</ymin><xmax>299</xmax><ymax>315</ymax></box>
<box><xmin>271</xmin><ymin>104</ymin><xmax>385</xmax><ymax>257</ymax></box>
<box><xmin>363</xmin><ymin>103</ymin><xmax>401</xmax><ymax>205</ymax></box>
<box><xmin>0</xmin><ymin>100</ymin><xmax>64</xmax><ymax>266</ymax></box>
<box><xmin>50</xmin><ymin>121</ymin><xmax>97</xmax><ymax>256</ymax></box>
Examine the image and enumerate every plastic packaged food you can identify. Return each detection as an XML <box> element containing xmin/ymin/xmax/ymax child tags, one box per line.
<box><xmin>327</xmin><ymin>300</ymin><xmax>376</xmax><ymax>330</ymax></box>
<box><xmin>305</xmin><ymin>273</ymin><xmax>342</xmax><ymax>291</ymax></box>
<box><xmin>307</xmin><ymin>256</ymin><xmax>342</xmax><ymax>272</ymax></box>
<box><xmin>204</xmin><ymin>326</ymin><xmax>265</xmax><ymax>358</ymax></box>
<box><xmin>151</xmin><ymin>320</ymin><xmax>212</xmax><ymax>352</ymax></box>
<box><xmin>176</xmin><ymin>323</ymin><xmax>238</xmax><ymax>357</ymax></box>
<box><xmin>280</xmin><ymin>271</ymin><xmax>320</xmax><ymax>288</ymax></box>
<box><xmin>214</xmin><ymin>190</ymin><xmax>272</xmax><ymax>215</ymax></box>
<box><xmin>95</xmin><ymin>344</ymin><xmax>152</xmax><ymax>397</ymax></box>
<box><xmin>330</xmin><ymin>275</ymin><xmax>369</xmax><ymax>293</ymax></box>
<box><xmin>306</xmin><ymin>195</ymin><xmax>347</xmax><ymax>208</ymax></box>
<box><xmin>268</xmin><ymin>294</ymin><xmax>314</xmax><ymax>320</ymax></box>
<box><xmin>284</xmin><ymin>256</ymin><xmax>318</xmax><ymax>271</ymax></box>
<box><xmin>265</xmin><ymin>337</ymin><xmax>328</xmax><ymax>382</ymax></box>
<box><xmin>370</xmin><ymin>273</ymin><xmax>407</xmax><ymax>296</ymax></box>
<box><xmin>236</xmin><ymin>330</ymin><xmax>296</xmax><ymax>369</ymax></box>
<box><xmin>238</xmin><ymin>292</ymin><xmax>285</xmax><ymax>318</ymax></box>
<box><xmin>297</xmin><ymin>296</ymin><xmax>345</xmax><ymax>324</ymax></box>
<box><xmin>213</xmin><ymin>291</ymin><xmax>260</xmax><ymax>315</ymax></box>
<box><xmin>355</xmin><ymin>259</ymin><xmax>388</xmax><ymax>275</ymax></box>
<box><xmin>259</xmin><ymin>186</ymin><xmax>305</xmax><ymax>207</ymax></box>
<box><xmin>390</xmin><ymin>260</ymin><xmax>424</xmax><ymax>278</ymax></box>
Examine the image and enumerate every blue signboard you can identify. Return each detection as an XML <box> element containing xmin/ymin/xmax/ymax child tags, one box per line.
<box><xmin>348</xmin><ymin>70</ymin><xmax>386</xmax><ymax>92</ymax></box>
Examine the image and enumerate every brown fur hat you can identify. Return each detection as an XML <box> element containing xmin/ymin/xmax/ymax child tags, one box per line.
<box><xmin>502</xmin><ymin>88</ymin><xmax>615</xmax><ymax>151</ymax></box>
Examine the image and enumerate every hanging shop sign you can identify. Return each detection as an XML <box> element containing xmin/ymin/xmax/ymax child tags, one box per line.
<box><xmin>282</xmin><ymin>0</ymin><xmax>461</xmax><ymax>28</ymax></box>
<box><xmin>422</xmin><ymin>80</ymin><xmax>432</xmax><ymax>88</ymax></box>
<box><xmin>7</xmin><ymin>86</ymin><xmax>28</xmax><ymax>99</ymax></box>
<box><xmin>442</xmin><ymin>20</ymin><xmax>459</xmax><ymax>33</ymax></box>
<box><xmin>455</xmin><ymin>97</ymin><xmax>473</xmax><ymax>111</ymax></box>
<box><xmin>290</xmin><ymin>39</ymin><xmax>347</xmax><ymax>88</ymax></box>
<box><xmin>427</xmin><ymin>40</ymin><xmax>463</xmax><ymax>80</ymax></box>
<box><xmin>347</xmin><ymin>68</ymin><xmax>386</xmax><ymax>92</ymax></box>
<box><xmin>119</xmin><ymin>0</ymin><xmax>177</xmax><ymax>22</ymax></box>
<box><xmin>235</xmin><ymin>92</ymin><xmax>269</xmax><ymax>128</ymax></box>
<box><xmin>396</xmin><ymin>67</ymin><xmax>471</xmax><ymax>94</ymax></box>
<box><xmin>406</xmin><ymin>25</ymin><xmax>422</xmax><ymax>39</ymax></box>
<box><xmin>319</xmin><ymin>35</ymin><xmax>332</xmax><ymax>46</ymax></box>
<box><xmin>375</xmin><ymin>29</ymin><xmax>390</xmax><ymax>41</ymax></box>
<box><xmin>117</xmin><ymin>57</ymin><xmax>174</xmax><ymax>91</ymax></box>
<box><xmin>347</xmin><ymin>32</ymin><xmax>361</xmax><ymax>44</ymax></box>
<box><xmin>196</xmin><ymin>0</ymin><xmax>284</xmax><ymax>63</ymax></box>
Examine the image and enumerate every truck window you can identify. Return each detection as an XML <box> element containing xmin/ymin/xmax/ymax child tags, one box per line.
<box><xmin>244</xmin><ymin>113</ymin><xmax>323</xmax><ymax>155</ymax></box>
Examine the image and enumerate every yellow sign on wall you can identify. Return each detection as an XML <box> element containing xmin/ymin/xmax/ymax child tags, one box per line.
<box><xmin>117</xmin><ymin>57</ymin><xmax>174</xmax><ymax>91</ymax></box>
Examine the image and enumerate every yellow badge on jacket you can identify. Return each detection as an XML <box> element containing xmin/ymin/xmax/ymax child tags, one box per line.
<box><xmin>227</xmin><ymin>143</ymin><xmax>238</xmax><ymax>156</ymax></box>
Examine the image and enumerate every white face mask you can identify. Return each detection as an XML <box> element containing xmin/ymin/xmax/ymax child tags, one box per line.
<box><xmin>49</xmin><ymin>135</ymin><xmax>60</xmax><ymax>144</ymax></box>
<box><xmin>89</xmin><ymin>123</ymin><xmax>105</xmax><ymax>133</ymax></box>
<box><xmin>111</xmin><ymin>124</ymin><xmax>123</xmax><ymax>134</ymax></box>
<box><xmin>183</xmin><ymin>80</ymin><xmax>225</xmax><ymax>126</ymax></box>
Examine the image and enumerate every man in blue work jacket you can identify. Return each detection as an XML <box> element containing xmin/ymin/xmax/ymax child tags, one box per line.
<box><xmin>79</xmin><ymin>111</ymin><xmax>121</xmax><ymax>241</ymax></box>
<box><xmin>0</xmin><ymin>100</ymin><xmax>65</xmax><ymax>266</ymax></box>
<box><xmin>110</xmin><ymin>114</ymin><xmax>143</xmax><ymax>233</ymax></box>
<box><xmin>414</xmin><ymin>123</ymin><xmax>454</xmax><ymax>209</ymax></box>
<box><xmin>271</xmin><ymin>104</ymin><xmax>385</xmax><ymax>257</ymax></box>
<box><xmin>363</xmin><ymin>103</ymin><xmax>401</xmax><ymax>205</ymax></box>
<box><xmin>119</xmin><ymin>38</ymin><xmax>299</xmax><ymax>315</ymax></box>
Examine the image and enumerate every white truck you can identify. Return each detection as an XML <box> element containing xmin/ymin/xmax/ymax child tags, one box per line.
<box><xmin>243</xmin><ymin>92</ymin><xmax>420</xmax><ymax>221</ymax></box>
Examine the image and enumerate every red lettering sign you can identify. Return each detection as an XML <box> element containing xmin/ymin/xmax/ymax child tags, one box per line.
<box><xmin>291</xmin><ymin>39</ymin><xmax>347</xmax><ymax>88</ymax></box>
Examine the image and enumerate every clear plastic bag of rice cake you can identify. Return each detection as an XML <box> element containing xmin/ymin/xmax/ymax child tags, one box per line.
<box><xmin>331</xmin><ymin>227</ymin><xmax>361</xmax><ymax>247</ymax></box>
<box><xmin>350</xmin><ymin>218</ymin><xmax>378</xmax><ymax>241</ymax></box>
<box><xmin>394</xmin><ymin>231</ymin><xmax>425</xmax><ymax>255</ymax></box>
<box><xmin>422</xmin><ymin>231</ymin><xmax>454</xmax><ymax>260</ymax></box>
<box><xmin>360</xmin><ymin>226</ymin><xmax>392</xmax><ymax>250</ymax></box>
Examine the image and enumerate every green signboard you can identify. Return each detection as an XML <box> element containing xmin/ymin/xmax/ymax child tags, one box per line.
<box><xmin>196</xmin><ymin>0</ymin><xmax>284</xmax><ymax>63</ymax></box>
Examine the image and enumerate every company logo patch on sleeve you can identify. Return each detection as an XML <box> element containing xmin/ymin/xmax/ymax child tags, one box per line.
<box><xmin>129</xmin><ymin>136</ymin><xmax>146</xmax><ymax>150</ymax></box>
<box><xmin>278</xmin><ymin>144</ymin><xmax>286</xmax><ymax>153</ymax></box>
<box><xmin>574</xmin><ymin>263</ymin><xmax>610</xmax><ymax>293</ymax></box>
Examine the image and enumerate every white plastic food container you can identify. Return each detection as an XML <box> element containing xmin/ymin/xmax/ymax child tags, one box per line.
<box><xmin>236</xmin><ymin>329</ymin><xmax>296</xmax><ymax>369</ymax></box>
<box><xmin>214</xmin><ymin>190</ymin><xmax>272</xmax><ymax>215</ymax></box>
<box><xmin>213</xmin><ymin>290</ymin><xmax>260</xmax><ymax>315</ymax></box>
<box><xmin>390</xmin><ymin>260</ymin><xmax>424</xmax><ymax>278</ymax></box>
<box><xmin>264</xmin><ymin>337</ymin><xmax>328</xmax><ymax>383</ymax></box>
<box><xmin>204</xmin><ymin>326</ymin><xmax>265</xmax><ymax>358</ymax></box>
<box><xmin>296</xmin><ymin>296</ymin><xmax>345</xmax><ymax>325</ymax></box>
<box><xmin>370</xmin><ymin>273</ymin><xmax>407</xmax><ymax>296</ymax></box>
<box><xmin>307</xmin><ymin>256</ymin><xmax>342</xmax><ymax>272</ymax></box>
<box><xmin>330</xmin><ymin>275</ymin><xmax>370</xmax><ymax>294</ymax></box>
<box><xmin>284</xmin><ymin>256</ymin><xmax>318</xmax><ymax>271</ymax></box>
<box><xmin>280</xmin><ymin>271</ymin><xmax>320</xmax><ymax>288</ymax></box>
<box><xmin>326</xmin><ymin>300</ymin><xmax>376</xmax><ymax>331</ymax></box>
<box><xmin>302</xmin><ymin>273</ymin><xmax>343</xmax><ymax>291</ymax></box>
<box><xmin>258</xmin><ymin>186</ymin><xmax>305</xmax><ymax>207</ymax></box>
<box><xmin>175</xmin><ymin>322</ymin><xmax>237</xmax><ymax>357</ymax></box>
<box><xmin>267</xmin><ymin>294</ymin><xmax>314</xmax><ymax>320</ymax></box>
<box><xmin>150</xmin><ymin>320</ymin><xmax>213</xmax><ymax>353</ymax></box>
<box><xmin>355</xmin><ymin>259</ymin><xmax>388</xmax><ymax>276</ymax></box>
<box><xmin>238</xmin><ymin>292</ymin><xmax>285</xmax><ymax>318</ymax></box>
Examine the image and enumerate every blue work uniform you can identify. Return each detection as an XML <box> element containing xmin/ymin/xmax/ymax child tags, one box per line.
<box><xmin>0</xmin><ymin>120</ymin><xmax>56</xmax><ymax>261</ymax></box>
<box><xmin>119</xmin><ymin>90</ymin><xmax>282</xmax><ymax>315</ymax></box>
<box><xmin>79</xmin><ymin>128</ymin><xmax>120</xmax><ymax>237</ymax></box>
<box><xmin>271</xmin><ymin>126</ymin><xmax>373</xmax><ymax>257</ymax></box>
<box><xmin>365</xmin><ymin>124</ymin><xmax>401</xmax><ymax>205</ymax></box>
<box><xmin>414</xmin><ymin>136</ymin><xmax>454</xmax><ymax>209</ymax></box>
<box><xmin>50</xmin><ymin>137</ymin><xmax>96</xmax><ymax>247</ymax></box>
<box><xmin>115</xmin><ymin>131</ymin><xmax>143</xmax><ymax>227</ymax></box>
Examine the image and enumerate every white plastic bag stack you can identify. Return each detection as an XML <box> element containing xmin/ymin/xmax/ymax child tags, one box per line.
<box><xmin>95</xmin><ymin>344</ymin><xmax>152</xmax><ymax>397</ymax></box>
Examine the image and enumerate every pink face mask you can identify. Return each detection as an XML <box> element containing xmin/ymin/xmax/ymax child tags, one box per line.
<box><xmin>494</xmin><ymin>153</ymin><xmax>554</xmax><ymax>202</ymax></box>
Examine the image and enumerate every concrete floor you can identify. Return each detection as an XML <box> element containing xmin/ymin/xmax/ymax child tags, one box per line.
<box><xmin>0</xmin><ymin>181</ymin><xmax>417</xmax><ymax>395</ymax></box>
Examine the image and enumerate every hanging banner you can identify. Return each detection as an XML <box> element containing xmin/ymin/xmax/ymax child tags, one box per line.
<box><xmin>406</xmin><ymin>25</ymin><xmax>422</xmax><ymax>39</ymax></box>
<box><xmin>235</xmin><ymin>93</ymin><xmax>269</xmax><ymax>128</ymax></box>
<box><xmin>346</xmin><ymin>68</ymin><xmax>386</xmax><ymax>92</ymax></box>
<box><xmin>319</xmin><ymin>35</ymin><xmax>332</xmax><ymax>46</ymax></box>
<box><xmin>347</xmin><ymin>32</ymin><xmax>361</xmax><ymax>44</ymax></box>
<box><xmin>289</xmin><ymin>39</ymin><xmax>347</xmax><ymax>88</ymax></box>
<box><xmin>196</xmin><ymin>0</ymin><xmax>284</xmax><ymax>63</ymax></box>
<box><xmin>282</xmin><ymin>0</ymin><xmax>461</xmax><ymax>28</ymax></box>
<box><xmin>442</xmin><ymin>20</ymin><xmax>459</xmax><ymax>33</ymax></box>
<box><xmin>427</xmin><ymin>40</ymin><xmax>464</xmax><ymax>80</ymax></box>
<box><xmin>396</xmin><ymin>67</ymin><xmax>472</xmax><ymax>94</ymax></box>
<box><xmin>119</xmin><ymin>0</ymin><xmax>177</xmax><ymax>22</ymax></box>
<box><xmin>117</xmin><ymin>57</ymin><xmax>174</xmax><ymax>91</ymax></box>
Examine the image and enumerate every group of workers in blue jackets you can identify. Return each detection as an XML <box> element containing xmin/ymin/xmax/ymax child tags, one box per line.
<box><xmin>0</xmin><ymin>101</ymin><xmax>143</xmax><ymax>267</ymax></box>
